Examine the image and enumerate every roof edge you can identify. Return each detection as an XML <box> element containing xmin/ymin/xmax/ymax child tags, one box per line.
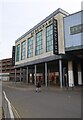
<box><xmin>15</xmin><ymin>8</ymin><xmax>69</xmax><ymax>43</ymax></box>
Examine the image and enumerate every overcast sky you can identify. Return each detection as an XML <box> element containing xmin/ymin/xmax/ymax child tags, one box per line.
<box><xmin>0</xmin><ymin>0</ymin><xmax>82</xmax><ymax>60</ymax></box>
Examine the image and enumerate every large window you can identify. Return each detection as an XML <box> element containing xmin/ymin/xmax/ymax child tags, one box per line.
<box><xmin>21</xmin><ymin>41</ymin><xmax>26</xmax><ymax>60</ymax></box>
<box><xmin>46</xmin><ymin>24</ymin><xmax>53</xmax><ymax>52</ymax></box>
<box><xmin>16</xmin><ymin>44</ymin><xmax>20</xmax><ymax>62</ymax></box>
<box><xmin>27</xmin><ymin>37</ymin><xmax>33</xmax><ymax>58</ymax></box>
<box><xmin>35</xmin><ymin>31</ymin><xmax>43</xmax><ymax>55</ymax></box>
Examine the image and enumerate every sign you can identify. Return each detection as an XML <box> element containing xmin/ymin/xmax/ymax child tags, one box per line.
<box><xmin>12</xmin><ymin>46</ymin><xmax>15</xmax><ymax>66</ymax></box>
<box><xmin>53</xmin><ymin>18</ymin><xmax>58</xmax><ymax>54</ymax></box>
<box><xmin>70</xmin><ymin>24</ymin><xmax>83</xmax><ymax>35</ymax></box>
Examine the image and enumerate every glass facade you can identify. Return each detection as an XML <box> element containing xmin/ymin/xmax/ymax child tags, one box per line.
<box><xmin>64</xmin><ymin>11</ymin><xmax>82</xmax><ymax>48</ymax></box>
<box><xmin>16</xmin><ymin>24</ymin><xmax>54</xmax><ymax>62</ymax></box>
<box><xmin>21</xmin><ymin>41</ymin><xmax>26</xmax><ymax>60</ymax></box>
<box><xmin>35</xmin><ymin>31</ymin><xmax>43</xmax><ymax>55</ymax></box>
<box><xmin>46</xmin><ymin>24</ymin><xmax>53</xmax><ymax>52</ymax></box>
<box><xmin>16</xmin><ymin>44</ymin><xmax>20</xmax><ymax>62</ymax></box>
<box><xmin>27</xmin><ymin>37</ymin><xmax>33</xmax><ymax>58</ymax></box>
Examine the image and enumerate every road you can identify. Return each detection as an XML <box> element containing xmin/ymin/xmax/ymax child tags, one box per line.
<box><xmin>0</xmin><ymin>81</ymin><xmax>2</xmax><ymax>119</ymax></box>
<box><xmin>2</xmin><ymin>82</ymin><xmax>81</xmax><ymax>118</ymax></box>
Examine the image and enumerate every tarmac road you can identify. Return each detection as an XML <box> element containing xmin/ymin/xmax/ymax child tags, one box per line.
<box><xmin>2</xmin><ymin>82</ymin><xmax>81</xmax><ymax>118</ymax></box>
<box><xmin>0</xmin><ymin>81</ymin><xmax>2</xmax><ymax>119</ymax></box>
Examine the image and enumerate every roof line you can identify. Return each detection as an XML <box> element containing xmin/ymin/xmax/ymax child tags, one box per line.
<box><xmin>15</xmin><ymin>8</ymin><xmax>69</xmax><ymax>43</ymax></box>
<box><xmin>64</xmin><ymin>10</ymin><xmax>83</xmax><ymax>19</ymax></box>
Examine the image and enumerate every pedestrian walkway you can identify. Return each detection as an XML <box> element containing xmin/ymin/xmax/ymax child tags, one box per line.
<box><xmin>2</xmin><ymin>81</ymin><xmax>82</xmax><ymax>93</ymax></box>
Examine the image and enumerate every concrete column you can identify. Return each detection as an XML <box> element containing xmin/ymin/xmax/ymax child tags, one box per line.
<box><xmin>26</xmin><ymin>66</ymin><xmax>29</xmax><ymax>84</ymax></box>
<box><xmin>15</xmin><ymin>68</ymin><xmax>16</xmax><ymax>84</ymax></box>
<box><xmin>77</xmin><ymin>64</ymin><xmax>82</xmax><ymax>85</ymax></box>
<box><xmin>45</xmin><ymin>62</ymin><xmax>48</xmax><ymax>87</ymax></box>
<box><xmin>59</xmin><ymin>60</ymin><xmax>63</xmax><ymax>88</ymax></box>
<box><xmin>20</xmin><ymin>68</ymin><xmax>22</xmax><ymax>82</ymax></box>
<box><xmin>68</xmin><ymin>61</ymin><xmax>74</xmax><ymax>87</ymax></box>
<box><xmin>56</xmin><ymin>14</ymin><xmax>65</xmax><ymax>54</ymax></box>
<box><xmin>48</xmin><ymin>68</ymin><xmax>50</xmax><ymax>85</ymax></box>
<box><xmin>34</xmin><ymin>65</ymin><xmax>37</xmax><ymax>85</ymax></box>
<box><xmin>23</xmin><ymin>69</ymin><xmax>26</xmax><ymax>82</ymax></box>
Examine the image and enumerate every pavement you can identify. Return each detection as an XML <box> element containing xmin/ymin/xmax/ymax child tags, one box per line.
<box><xmin>2</xmin><ymin>81</ymin><xmax>82</xmax><ymax>118</ymax></box>
<box><xmin>2</xmin><ymin>81</ymin><xmax>82</xmax><ymax>92</ymax></box>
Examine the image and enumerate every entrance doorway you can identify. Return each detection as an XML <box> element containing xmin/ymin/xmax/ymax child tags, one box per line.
<box><xmin>48</xmin><ymin>72</ymin><xmax>59</xmax><ymax>86</ymax></box>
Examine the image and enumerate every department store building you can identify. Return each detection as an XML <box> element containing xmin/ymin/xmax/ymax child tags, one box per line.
<box><xmin>14</xmin><ymin>8</ymin><xmax>83</xmax><ymax>88</ymax></box>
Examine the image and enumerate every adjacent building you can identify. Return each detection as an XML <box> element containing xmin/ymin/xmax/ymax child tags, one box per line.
<box><xmin>14</xmin><ymin>8</ymin><xmax>83</xmax><ymax>88</ymax></box>
<box><xmin>0</xmin><ymin>58</ymin><xmax>20</xmax><ymax>81</ymax></box>
<box><xmin>64</xmin><ymin>10</ymin><xmax>83</xmax><ymax>87</ymax></box>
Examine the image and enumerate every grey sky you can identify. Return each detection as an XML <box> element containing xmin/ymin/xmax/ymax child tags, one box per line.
<box><xmin>0</xmin><ymin>0</ymin><xmax>82</xmax><ymax>60</ymax></box>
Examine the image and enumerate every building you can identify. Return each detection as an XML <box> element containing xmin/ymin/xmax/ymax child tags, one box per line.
<box><xmin>64</xmin><ymin>10</ymin><xmax>83</xmax><ymax>87</ymax></box>
<box><xmin>14</xmin><ymin>8</ymin><xmax>83</xmax><ymax>88</ymax></box>
<box><xmin>0</xmin><ymin>58</ymin><xmax>20</xmax><ymax>81</ymax></box>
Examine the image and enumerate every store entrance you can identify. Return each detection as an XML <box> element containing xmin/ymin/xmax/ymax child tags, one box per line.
<box><xmin>48</xmin><ymin>72</ymin><xmax>60</xmax><ymax>86</ymax></box>
<box><xmin>48</xmin><ymin>61</ymin><xmax>59</xmax><ymax>86</ymax></box>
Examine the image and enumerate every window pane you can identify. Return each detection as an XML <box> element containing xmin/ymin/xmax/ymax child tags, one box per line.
<box><xmin>36</xmin><ymin>31</ymin><xmax>43</xmax><ymax>55</ymax></box>
<box><xmin>21</xmin><ymin>41</ymin><xmax>26</xmax><ymax>60</ymax></box>
<box><xmin>27</xmin><ymin>37</ymin><xmax>33</xmax><ymax>58</ymax></box>
<box><xmin>16</xmin><ymin>44</ymin><xmax>20</xmax><ymax>62</ymax></box>
<box><xmin>46</xmin><ymin>24</ymin><xmax>53</xmax><ymax>52</ymax></box>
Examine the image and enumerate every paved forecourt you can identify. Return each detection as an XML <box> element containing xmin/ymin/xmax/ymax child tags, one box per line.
<box><xmin>2</xmin><ymin>82</ymin><xmax>82</xmax><ymax>118</ymax></box>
